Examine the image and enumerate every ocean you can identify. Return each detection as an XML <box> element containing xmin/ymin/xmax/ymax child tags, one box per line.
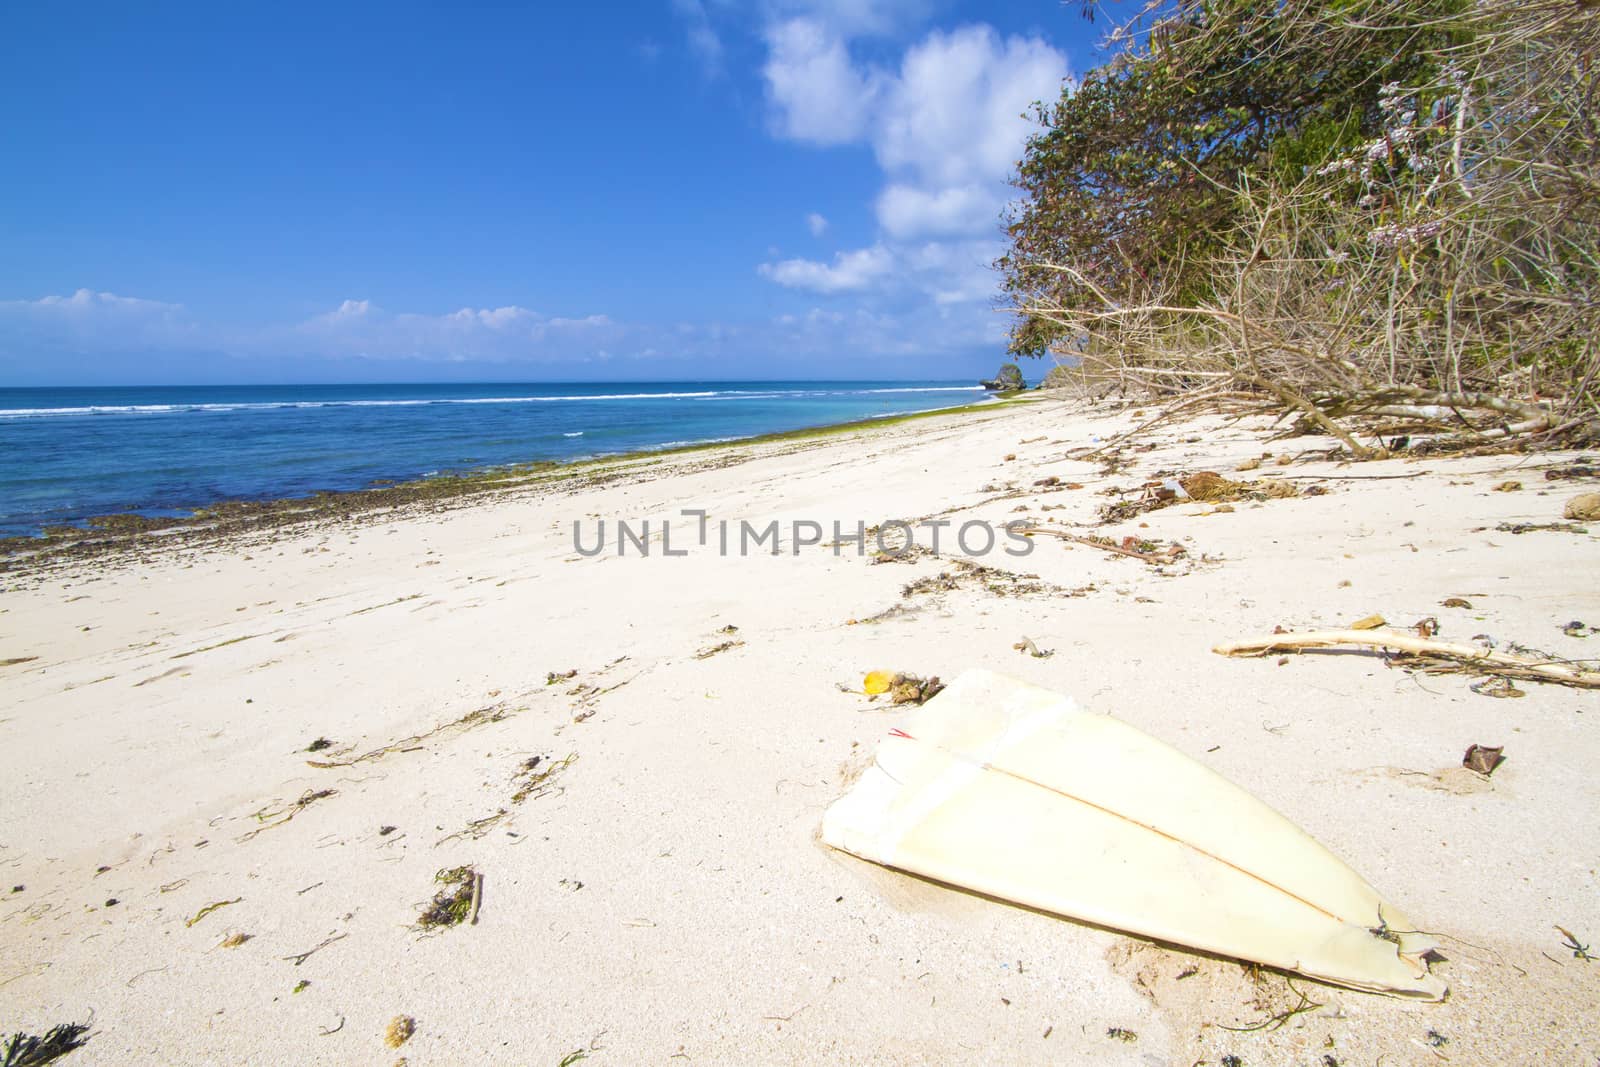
<box><xmin>0</xmin><ymin>381</ymin><xmax>990</xmax><ymax>537</ymax></box>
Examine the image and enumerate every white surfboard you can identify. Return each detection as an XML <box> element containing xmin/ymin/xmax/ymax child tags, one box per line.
<box><xmin>822</xmin><ymin>670</ymin><xmax>1447</xmax><ymax>999</ymax></box>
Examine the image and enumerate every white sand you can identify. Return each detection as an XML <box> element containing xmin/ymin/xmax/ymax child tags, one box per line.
<box><xmin>2</xmin><ymin>398</ymin><xmax>1597</xmax><ymax>1065</ymax></box>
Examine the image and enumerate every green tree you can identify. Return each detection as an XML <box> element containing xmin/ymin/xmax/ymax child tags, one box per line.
<box><xmin>999</xmin><ymin>0</ymin><xmax>1460</xmax><ymax>356</ymax></box>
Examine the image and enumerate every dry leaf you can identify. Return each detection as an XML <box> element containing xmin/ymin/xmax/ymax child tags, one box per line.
<box><xmin>1441</xmin><ymin>597</ymin><xmax>1472</xmax><ymax>609</ymax></box>
<box><xmin>1462</xmin><ymin>744</ymin><xmax>1506</xmax><ymax>775</ymax></box>
<box><xmin>1492</xmin><ymin>481</ymin><xmax>1522</xmax><ymax>492</ymax></box>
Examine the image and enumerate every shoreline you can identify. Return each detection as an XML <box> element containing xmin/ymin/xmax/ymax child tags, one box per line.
<box><xmin>0</xmin><ymin>395</ymin><xmax>1025</xmax><ymax>572</ymax></box>
<box><xmin>1</xmin><ymin>395</ymin><xmax>1596</xmax><ymax>1064</ymax></box>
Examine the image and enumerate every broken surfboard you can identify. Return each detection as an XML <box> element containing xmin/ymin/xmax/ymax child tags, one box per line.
<box><xmin>822</xmin><ymin>669</ymin><xmax>1447</xmax><ymax>999</ymax></box>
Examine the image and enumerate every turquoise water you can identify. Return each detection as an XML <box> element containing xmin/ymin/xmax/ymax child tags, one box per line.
<box><xmin>0</xmin><ymin>381</ymin><xmax>989</xmax><ymax>537</ymax></box>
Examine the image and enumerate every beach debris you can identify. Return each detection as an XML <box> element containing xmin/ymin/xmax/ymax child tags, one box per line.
<box><xmin>1556</xmin><ymin>925</ymin><xmax>1594</xmax><ymax>961</ymax></box>
<box><xmin>0</xmin><ymin>657</ymin><xmax>39</xmax><ymax>668</ymax></box>
<box><xmin>384</xmin><ymin>1016</ymin><xmax>415</xmax><ymax>1050</ymax></box>
<box><xmin>1101</xmin><ymin>471</ymin><xmax>1298</xmax><ymax>522</ymax></box>
<box><xmin>416</xmin><ymin>866</ymin><xmax>480</xmax><ymax>930</ymax></box>
<box><xmin>717</xmin><ymin>624</ymin><xmax>739</xmax><ymax>634</ymax></box>
<box><xmin>305</xmin><ymin>737</ymin><xmax>334</xmax><ymax>752</ymax></box>
<box><xmin>1462</xmin><ymin>745</ymin><xmax>1506</xmax><ymax>775</ymax></box>
<box><xmin>1004</xmin><ymin>453</ymin><xmax>1016</xmax><ymax>461</ymax></box>
<box><xmin>694</xmin><ymin>639</ymin><xmax>743</xmax><ymax>660</ymax></box>
<box><xmin>293</xmin><ymin>980</ymin><xmax>310</xmax><ymax>994</ymax></box>
<box><xmin>1413</xmin><ymin>617</ymin><xmax>1440</xmax><ymax>638</ymax></box>
<box><xmin>1014</xmin><ymin>637</ymin><xmax>1054</xmax><ymax>658</ymax></box>
<box><xmin>861</xmin><ymin>671</ymin><xmax>944</xmax><ymax>705</ymax></box>
<box><xmin>824</xmin><ymin>670</ymin><xmax>1448</xmax><ymax>999</ymax></box>
<box><xmin>238</xmin><ymin>789</ymin><xmax>336</xmax><ymax>842</ymax></box>
<box><xmin>1564</xmin><ymin>620</ymin><xmax>1595</xmax><ymax>638</ymax></box>
<box><xmin>1034</xmin><ymin>475</ymin><xmax>1061</xmax><ymax>487</ymax></box>
<box><xmin>513</xmin><ymin>753</ymin><xmax>576</xmax><ymax>804</ymax></box>
<box><xmin>282</xmin><ymin>932</ymin><xmax>347</xmax><ymax>966</ymax></box>
<box><xmin>1106</xmin><ymin>1027</ymin><xmax>1137</xmax><ymax>1042</ymax></box>
<box><xmin>185</xmin><ymin>898</ymin><xmax>242</xmax><ymax>928</ymax></box>
<box><xmin>318</xmin><ymin>1017</ymin><xmax>344</xmax><ymax>1036</ymax></box>
<box><xmin>863</xmin><ymin>671</ymin><xmax>895</xmax><ymax>695</ymax></box>
<box><xmin>1564</xmin><ymin>493</ymin><xmax>1600</xmax><ymax>521</ymax></box>
<box><xmin>308</xmin><ymin>702</ymin><xmax>517</xmax><ymax>768</ymax></box>
<box><xmin>1349</xmin><ymin>614</ymin><xmax>1386</xmax><ymax>631</ymax></box>
<box><xmin>1</xmin><ymin>1022</ymin><xmax>91</xmax><ymax>1065</ymax></box>
<box><xmin>1544</xmin><ymin>461</ymin><xmax>1597</xmax><ymax>480</ymax></box>
<box><xmin>1216</xmin><ymin>630</ymin><xmax>1600</xmax><ymax>689</ymax></box>
<box><xmin>1441</xmin><ymin>598</ymin><xmax>1473</xmax><ymax>609</ymax></box>
<box><xmin>1494</xmin><ymin>520</ymin><xmax>1588</xmax><ymax>534</ymax></box>
<box><xmin>219</xmin><ymin>932</ymin><xmax>253</xmax><ymax>949</ymax></box>
<box><xmin>439</xmin><ymin>752</ymin><xmax>571</xmax><ymax>841</ymax></box>
<box><xmin>546</xmin><ymin>669</ymin><xmax>577</xmax><ymax>685</ymax></box>
<box><xmin>1470</xmin><ymin>677</ymin><xmax>1526</xmax><ymax>699</ymax></box>
<box><xmin>1021</xmin><ymin>525</ymin><xmax>1186</xmax><ymax>564</ymax></box>
<box><xmin>1492</xmin><ymin>480</ymin><xmax>1521</xmax><ymax>492</ymax></box>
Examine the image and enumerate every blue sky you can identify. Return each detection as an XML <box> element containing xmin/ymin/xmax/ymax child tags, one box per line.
<box><xmin>0</xmin><ymin>1</ymin><xmax>1107</xmax><ymax>384</ymax></box>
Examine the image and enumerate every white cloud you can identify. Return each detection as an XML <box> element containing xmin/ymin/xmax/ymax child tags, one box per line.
<box><xmin>673</xmin><ymin>0</ymin><xmax>724</xmax><ymax>74</ymax></box>
<box><xmin>875</xmin><ymin>182</ymin><xmax>1001</xmax><ymax>238</ymax></box>
<box><xmin>875</xmin><ymin>27</ymin><xmax>1067</xmax><ymax>191</ymax></box>
<box><xmin>757</xmin><ymin>15</ymin><xmax>1068</xmax><ymax>308</ymax></box>
<box><xmin>0</xmin><ymin>289</ymin><xmax>199</xmax><ymax>355</ymax></box>
<box><xmin>764</xmin><ymin>0</ymin><xmax>933</xmax><ymax>39</ymax></box>
<box><xmin>762</xmin><ymin>18</ymin><xmax>883</xmax><ymax>144</ymax></box>
<box><xmin>758</xmin><ymin>244</ymin><xmax>893</xmax><ymax>293</ymax></box>
<box><xmin>761</xmin><ymin>21</ymin><xmax>1067</xmax><ymax>201</ymax></box>
<box><xmin>5</xmin><ymin>288</ymin><xmax>183</xmax><ymax>314</ymax></box>
<box><xmin>0</xmin><ymin>287</ymin><xmax>998</xmax><ymax>380</ymax></box>
<box><xmin>806</xmin><ymin>211</ymin><xmax>829</xmax><ymax>236</ymax></box>
<box><xmin>297</xmin><ymin>300</ymin><xmax>621</xmax><ymax>361</ymax></box>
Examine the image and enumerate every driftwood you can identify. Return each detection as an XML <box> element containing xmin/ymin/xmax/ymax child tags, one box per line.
<box><xmin>1214</xmin><ymin>630</ymin><xmax>1600</xmax><ymax>688</ymax></box>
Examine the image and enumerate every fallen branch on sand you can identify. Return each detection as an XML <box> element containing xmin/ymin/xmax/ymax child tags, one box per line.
<box><xmin>1214</xmin><ymin>630</ymin><xmax>1600</xmax><ymax>689</ymax></box>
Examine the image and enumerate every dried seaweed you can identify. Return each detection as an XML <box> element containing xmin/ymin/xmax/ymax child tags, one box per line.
<box><xmin>416</xmin><ymin>867</ymin><xmax>479</xmax><ymax>930</ymax></box>
<box><xmin>1101</xmin><ymin>471</ymin><xmax>1300</xmax><ymax>522</ymax></box>
<box><xmin>384</xmin><ymin>1016</ymin><xmax>415</xmax><ymax>1049</ymax></box>
<box><xmin>237</xmin><ymin>789</ymin><xmax>336</xmax><ymax>842</ymax></box>
<box><xmin>308</xmin><ymin>704</ymin><xmax>516</xmax><ymax>768</ymax></box>
<box><xmin>512</xmin><ymin>753</ymin><xmax>577</xmax><ymax>804</ymax></box>
<box><xmin>185</xmin><ymin>897</ymin><xmax>241</xmax><ymax>928</ymax></box>
<box><xmin>2</xmin><ymin>1023</ymin><xmax>90</xmax><ymax>1067</ymax></box>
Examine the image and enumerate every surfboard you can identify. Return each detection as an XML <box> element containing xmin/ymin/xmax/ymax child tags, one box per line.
<box><xmin>822</xmin><ymin>669</ymin><xmax>1447</xmax><ymax>999</ymax></box>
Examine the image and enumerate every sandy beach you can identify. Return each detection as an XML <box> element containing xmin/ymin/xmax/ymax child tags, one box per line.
<box><xmin>2</xmin><ymin>396</ymin><xmax>1597</xmax><ymax>1065</ymax></box>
